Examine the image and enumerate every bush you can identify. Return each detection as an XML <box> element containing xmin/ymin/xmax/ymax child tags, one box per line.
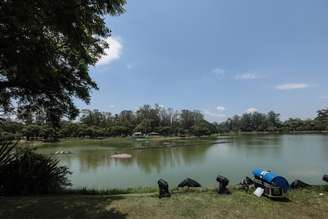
<box><xmin>0</xmin><ymin>140</ymin><xmax>71</xmax><ymax>196</ymax></box>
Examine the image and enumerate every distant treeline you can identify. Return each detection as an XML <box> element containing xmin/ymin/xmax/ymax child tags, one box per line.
<box><xmin>217</xmin><ymin>109</ymin><xmax>328</xmax><ymax>133</ymax></box>
<box><xmin>1</xmin><ymin>105</ymin><xmax>328</xmax><ymax>141</ymax></box>
<box><xmin>0</xmin><ymin>104</ymin><xmax>217</xmax><ymax>141</ymax></box>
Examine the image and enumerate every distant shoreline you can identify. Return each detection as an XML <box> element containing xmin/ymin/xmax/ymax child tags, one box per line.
<box><xmin>17</xmin><ymin>131</ymin><xmax>328</xmax><ymax>149</ymax></box>
<box><xmin>23</xmin><ymin>136</ymin><xmax>219</xmax><ymax>149</ymax></box>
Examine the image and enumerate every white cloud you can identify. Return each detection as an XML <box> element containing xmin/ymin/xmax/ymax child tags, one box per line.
<box><xmin>108</xmin><ymin>105</ymin><xmax>116</xmax><ymax>108</ymax></box>
<box><xmin>203</xmin><ymin>110</ymin><xmax>226</xmax><ymax>118</ymax></box>
<box><xmin>275</xmin><ymin>83</ymin><xmax>309</xmax><ymax>90</ymax></box>
<box><xmin>216</xmin><ymin>106</ymin><xmax>226</xmax><ymax>111</ymax></box>
<box><xmin>234</xmin><ymin>72</ymin><xmax>263</xmax><ymax>80</ymax></box>
<box><xmin>246</xmin><ymin>107</ymin><xmax>258</xmax><ymax>113</ymax></box>
<box><xmin>211</xmin><ymin>68</ymin><xmax>225</xmax><ymax>79</ymax></box>
<box><xmin>97</xmin><ymin>37</ymin><xmax>122</xmax><ymax>65</ymax></box>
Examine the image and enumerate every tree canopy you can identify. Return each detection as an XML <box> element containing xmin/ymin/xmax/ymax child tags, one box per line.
<box><xmin>1</xmin><ymin>104</ymin><xmax>219</xmax><ymax>139</ymax></box>
<box><xmin>1</xmin><ymin>105</ymin><xmax>328</xmax><ymax>140</ymax></box>
<box><xmin>217</xmin><ymin>109</ymin><xmax>328</xmax><ymax>133</ymax></box>
<box><xmin>0</xmin><ymin>0</ymin><xmax>126</xmax><ymax>123</ymax></box>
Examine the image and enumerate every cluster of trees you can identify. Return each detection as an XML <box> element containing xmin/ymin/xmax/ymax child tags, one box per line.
<box><xmin>0</xmin><ymin>105</ymin><xmax>218</xmax><ymax>140</ymax></box>
<box><xmin>1</xmin><ymin>106</ymin><xmax>328</xmax><ymax>141</ymax></box>
<box><xmin>217</xmin><ymin>109</ymin><xmax>328</xmax><ymax>133</ymax></box>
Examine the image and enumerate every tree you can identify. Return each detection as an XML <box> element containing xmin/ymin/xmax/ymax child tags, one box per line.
<box><xmin>159</xmin><ymin>107</ymin><xmax>174</xmax><ymax>126</ymax></box>
<box><xmin>267</xmin><ymin>111</ymin><xmax>281</xmax><ymax>131</ymax></box>
<box><xmin>191</xmin><ymin>120</ymin><xmax>212</xmax><ymax>136</ymax></box>
<box><xmin>60</xmin><ymin>122</ymin><xmax>80</xmax><ymax>137</ymax></box>
<box><xmin>0</xmin><ymin>0</ymin><xmax>126</xmax><ymax>124</ymax></box>
<box><xmin>252</xmin><ymin>112</ymin><xmax>268</xmax><ymax>131</ymax></box>
<box><xmin>117</xmin><ymin>110</ymin><xmax>135</xmax><ymax>125</ymax></box>
<box><xmin>240</xmin><ymin>113</ymin><xmax>254</xmax><ymax>131</ymax></box>
<box><xmin>317</xmin><ymin>108</ymin><xmax>328</xmax><ymax>120</ymax></box>
<box><xmin>230</xmin><ymin>115</ymin><xmax>241</xmax><ymax>132</ymax></box>
<box><xmin>22</xmin><ymin>125</ymin><xmax>40</xmax><ymax>140</ymax></box>
<box><xmin>80</xmin><ymin>109</ymin><xmax>112</xmax><ymax>127</ymax></box>
<box><xmin>282</xmin><ymin>118</ymin><xmax>303</xmax><ymax>132</ymax></box>
<box><xmin>135</xmin><ymin>119</ymin><xmax>153</xmax><ymax>133</ymax></box>
<box><xmin>136</xmin><ymin>105</ymin><xmax>160</xmax><ymax>130</ymax></box>
<box><xmin>0</xmin><ymin>119</ymin><xmax>23</xmax><ymax>134</ymax></box>
<box><xmin>315</xmin><ymin>108</ymin><xmax>328</xmax><ymax>130</ymax></box>
<box><xmin>109</xmin><ymin>125</ymin><xmax>129</xmax><ymax>136</ymax></box>
<box><xmin>16</xmin><ymin>108</ymin><xmax>33</xmax><ymax>125</ymax></box>
<box><xmin>221</xmin><ymin>111</ymin><xmax>282</xmax><ymax>133</ymax></box>
<box><xmin>180</xmin><ymin>110</ymin><xmax>203</xmax><ymax>130</ymax></box>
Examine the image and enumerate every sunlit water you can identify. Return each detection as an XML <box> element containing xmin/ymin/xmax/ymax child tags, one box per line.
<box><xmin>37</xmin><ymin>135</ymin><xmax>328</xmax><ymax>189</ymax></box>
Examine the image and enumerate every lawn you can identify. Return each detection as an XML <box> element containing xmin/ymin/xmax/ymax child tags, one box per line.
<box><xmin>1</xmin><ymin>187</ymin><xmax>328</xmax><ymax>219</ymax></box>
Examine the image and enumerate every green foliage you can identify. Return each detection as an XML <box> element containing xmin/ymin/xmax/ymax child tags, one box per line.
<box><xmin>218</xmin><ymin>109</ymin><xmax>328</xmax><ymax>133</ymax></box>
<box><xmin>180</xmin><ymin>109</ymin><xmax>204</xmax><ymax>130</ymax></box>
<box><xmin>0</xmin><ymin>104</ymin><xmax>219</xmax><ymax>139</ymax></box>
<box><xmin>191</xmin><ymin>120</ymin><xmax>212</xmax><ymax>136</ymax></box>
<box><xmin>109</xmin><ymin>125</ymin><xmax>130</xmax><ymax>136</ymax></box>
<box><xmin>3</xmin><ymin>105</ymin><xmax>328</xmax><ymax>139</ymax></box>
<box><xmin>0</xmin><ymin>140</ymin><xmax>16</xmax><ymax>172</ymax></box>
<box><xmin>134</xmin><ymin>119</ymin><xmax>153</xmax><ymax>133</ymax></box>
<box><xmin>55</xmin><ymin>105</ymin><xmax>217</xmax><ymax>138</ymax></box>
<box><xmin>315</xmin><ymin>108</ymin><xmax>328</xmax><ymax>130</ymax></box>
<box><xmin>80</xmin><ymin>109</ymin><xmax>113</xmax><ymax>127</ymax></box>
<box><xmin>22</xmin><ymin>124</ymin><xmax>58</xmax><ymax>141</ymax></box>
<box><xmin>0</xmin><ymin>0</ymin><xmax>126</xmax><ymax>123</ymax></box>
<box><xmin>0</xmin><ymin>120</ymin><xmax>24</xmax><ymax>134</ymax></box>
<box><xmin>136</xmin><ymin>104</ymin><xmax>161</xmax><ymax>130</ymax></box>
<box><xmin>156</xmin><ymin>126</ymin><xmax>176</xmax><ymax>136</ymax></box>
<box><xmin>0</xmin><ymin>140</ymin><xmax>71</xmax><ymax>196</ymax></box>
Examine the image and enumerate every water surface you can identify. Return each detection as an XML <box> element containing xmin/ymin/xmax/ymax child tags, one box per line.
<box><xmin>37</xmin><ymin>135</ymin><xmax>328</xmax><ymax>189</ymax></box>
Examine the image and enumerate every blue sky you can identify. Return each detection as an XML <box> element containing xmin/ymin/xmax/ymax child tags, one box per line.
<box><xmin>77</xmin><ymin>0</ymin><xmax>328</xmax><ymax>122</ymax></box>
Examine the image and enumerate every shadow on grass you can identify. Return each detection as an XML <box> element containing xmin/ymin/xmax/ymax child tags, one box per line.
<box><xmin>270</xmin><ymin>197</ymin><xmax>291</xmax><ymax>202</ymax></box>
<box><xmin>0</xmin><ymin>195</ymin><xmax>127</xmax><ymax>219</ymax></box>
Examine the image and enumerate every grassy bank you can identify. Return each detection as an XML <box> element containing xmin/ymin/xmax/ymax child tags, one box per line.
<box><xmin>21</xmin><ymin>133</ymin><xmax>328</xmax><ymax>149</ymax></box>
<box><xmin>27</xmin><ymin>136</ymin><xmax>220</xmax><ymax>149</ymax></box>
<box><xmin>1</xmin><ymin>187</ymin><xmax>328</xmax><ymax>219</ymax></box>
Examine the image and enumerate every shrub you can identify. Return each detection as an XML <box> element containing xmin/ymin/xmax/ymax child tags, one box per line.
<box><xmin>0</xmin><ymin>140</ymin><xmax>16</xmax><ymax>172</ymax></box>
<box><xmin>0</xmin><ymin>140</ymin><xmax>71</xmax><ymax>196</ymax></box>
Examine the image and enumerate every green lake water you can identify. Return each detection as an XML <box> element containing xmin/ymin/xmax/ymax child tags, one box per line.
<box><xmin>37</xmin><ymin>135</ymin><xmax>328</xmax><ymax>189</ymax></box>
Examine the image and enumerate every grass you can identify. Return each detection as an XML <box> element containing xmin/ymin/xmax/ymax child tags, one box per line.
<box><xmin>1</xmin><ymin>187</ymin><xmax>328</xmax><ymax>219</ymax></box>
<box><xmin>29</xmin><ymin>136</ymin><xmax>219</xmax><ymax>149</ymax></box>
<box><xmin>42</xmin><ymin>137</ymin><xmax>135</xmax><ymax>148</ymax></box>
<box><xmin>60</xmin><ymin>187</ymin><xmax>158</xmax><ymax>195</ymax></box>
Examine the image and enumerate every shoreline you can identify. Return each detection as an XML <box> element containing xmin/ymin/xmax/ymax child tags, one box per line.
<box><xmin>59</xmin><ymin>184</ymin><xmax>327</xmax><ymax>196</ymax></box>
<box><xmin>23</xmin><ymin>136</ymin><xmax>220</xmax><ymax>149</ymax></box>
<box><xmin>19</xmin><ymin>131</ymin><xmax>328</xmax><ymax>148</ymax></box>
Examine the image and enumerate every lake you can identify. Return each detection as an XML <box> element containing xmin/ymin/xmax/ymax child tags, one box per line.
<box><xmin>37</xmin><ymin>134</ymin><xmax>328</xmax><ymax>189</ymax></box>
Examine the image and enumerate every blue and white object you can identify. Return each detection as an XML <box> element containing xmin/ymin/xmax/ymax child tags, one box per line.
<box><xmin>252</xmin><ymin>168</ymin><xmax>289</xmax><ymax>192</ymax></box>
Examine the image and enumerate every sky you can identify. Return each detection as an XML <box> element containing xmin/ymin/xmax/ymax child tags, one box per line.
<box><xmin>77</xmin><ymin>0</ymin><xmax>328</xmax><ymax>122</ymax></box>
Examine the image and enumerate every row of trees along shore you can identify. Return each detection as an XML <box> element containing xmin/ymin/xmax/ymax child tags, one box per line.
<box><xmin>1</xmin><ymin>105</ymin><xmax>328</xmax><ymax>141</ymax></box>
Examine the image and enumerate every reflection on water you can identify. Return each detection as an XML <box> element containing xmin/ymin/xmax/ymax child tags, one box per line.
<box><xmin>228</xmin><ymin>135</ymin><xmax>283</xmax><ymax>159</ymax></box>
<box><xmin>37</xmin><ymin>135</ymin><xmax>328</xmax><ymax>189</ymax></box>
